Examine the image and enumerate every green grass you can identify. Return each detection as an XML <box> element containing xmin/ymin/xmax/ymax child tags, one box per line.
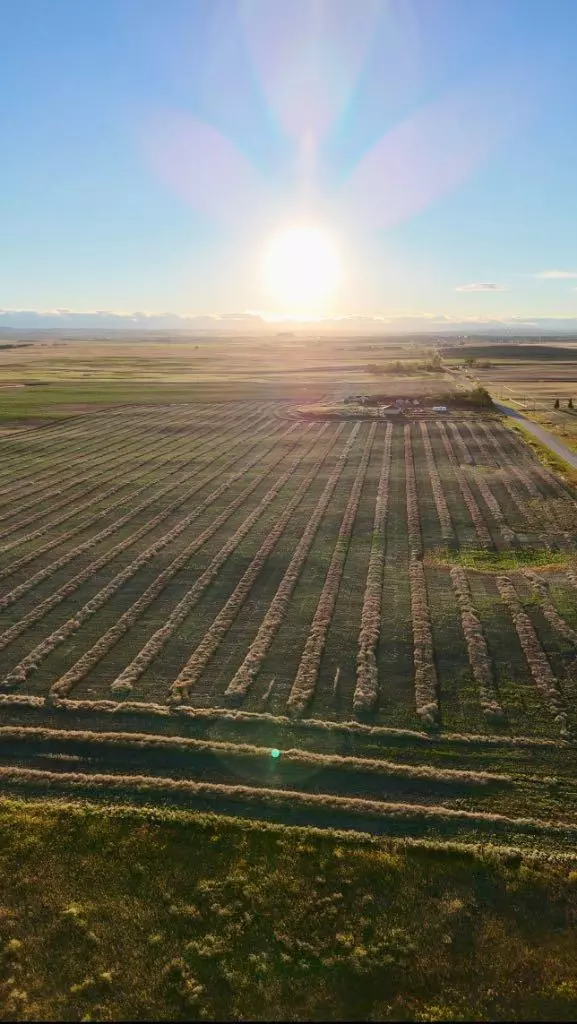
<box><xmin>1</xmin><ymin>798</ymin><xmax>577</xmax><ymax>1021</ymax></box>
<box><xmin>427</xmin><ymin>546</ymin><xmax>568</xmax><ymax>572</ymax></box>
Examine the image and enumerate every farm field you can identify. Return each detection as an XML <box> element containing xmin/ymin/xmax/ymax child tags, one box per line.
<box><xmin>447</xmin><ymin>343</ymin><xmax>577</xmax><ymax>453</ymax></box>
<box><xmin>1</xmin><ymin>398</ymin><xmax>577</xmax><ymax>853</ymax></box>
<box><xmin>0</xmin><ymin>336</ymin><xmax>447</xmax><ymax>425</ymax></box>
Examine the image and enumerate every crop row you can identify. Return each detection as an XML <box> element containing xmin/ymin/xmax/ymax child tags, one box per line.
<box><xmin>119</xmin><ymin>422</ymin><xmax>336</xmax><ymax>699</ymax></box>
<box><xmin>450</xmin><ymin>423</ymin><xmax>516</xmax><ymax>544</ymax></box>
<box><xmin>0</xmin><ymin>691</ymin><xmax>565</xmax><ymax>751</ymax></box>
<box><xmin>409</xmin><ymin>558</ymin><xmax>438</xmax><ymax>726</ymax></box>
<box><xmin>437</xmin><ymin>423</ymin><xmax>492</xmax><ymax>547</ymax></box>
<box><xmin>0</xmin><ymin>410</ymin><xmax>266</xmax><ymax>591</ymax></box>
<box><xmin>477</xmin><ymin>422</ymin><xmax>561</xmax><ymax>535</ymax></box>
<box><xmin>0</xmin><ymin>765</ymin><xmax>574</xmax><ymax>845</ymax></box>
<box><xmin>0</xmin><ymin>405</ymin><xmax>262</xmax><ymax>558</ymax></box>
<box><xmin>0</xmin><ymin>419</ymin><xmax>307</xmax><ymax>689</ymax></box>
<box><xmin>287</xmin><ymin>424</ymin><xmax>377</xmax><ymax>716</ymax></box>
<box><xmin>0</xmin><ymin>402</ymin><xmax>267</xmax><ymax>505</ymax></box>
<box><xmin>486</xmin><ymin>422</ymin><xmax>577</xmax><ymax>523</ymax></box>
<box><xmin>0</xmin><ymin>410</ymin><xmax>278</xmax><ymax>612</ymax></box>
<box><xmin>522</xmin><ymin>571</ymin><xmax>577</xmax><ymax>645</ymax></box>
<box><xmin>0</xmin><ymin>403</ymin><xmax>194</xmax><ymax>513</ymax></box>
<box><xmin>419</xmin><ymin>422</ymin><xmax>454</xmax><ymax>543</ymax></box>
<box><xmin>353</xmin><ymin>423</ymin><xmax>393</xmax><ymax>713</ymax></box>
<box><xmin>225</xmin><ymin>425</ymin><xmax>361</xmax><ymax>702</ymax></box>
<box><xmin>0</xmin><ymin>405</ymin><xmax>163</xmax><ymax>488</ymax></box>
<box><xmin>0</xmin><ymin>725</ymin><xmax>512</xmax><ymax>785</ymax></box>
<box><xmin>47</xmin><ymin>423</ymin><xmax>337</xmax><ymax>698</ymax></box>
<box><xmin>404</xmin><ymin>424</ymin><xmax>422</xmax><ymax>558</ymax></box>
<box><xmin>495</xmin><ymin>576</ymin><xmax>570</xmax><ymax>739</ymax></box>
<box><xmin>0</xmin><ymin>403</ymin><xmax>193</xmax><ymax>501</ymax></box>
<box><xmin>0</xmin><ymin>400</ymin><xmax>246</xmax><ymax>516</ymax></box>
<box><xmin>0</xmin><ymin>407</ymin><xmax>262</xmax><ymax>554</ymax></box>
<box><xmin>446</xmin><ymin>421</ymin><xmax>474</xmax><ymax>466</ymax></box>
<box><xmin>449</xmin><ymin>565</ymin><xmax>503</xmax><ymax>724</ymax></box>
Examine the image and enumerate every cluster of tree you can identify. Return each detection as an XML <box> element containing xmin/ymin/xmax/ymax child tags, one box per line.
<box><xmin>365</xmin><ymin>352</ymin><xmax>444</xmax><ymax>376</ymax></box>
<box><xmin>442</xmin><ymin>386</ymin><xmax>493</xmax><ymax>409</ymax></box>
<box><xmin>554</xmin><ymin>398</ymin><xmax>574</xmax><ymax>409</ymax></box>
<box><xmin>463</xmin><ymin>385</ymin><xmax>493</xmax><ymax>407</ymax></box>
<box><xmin>463</xmin><ymin>357</ymin><xmax>493</xmax><ymax>369</ymax></box>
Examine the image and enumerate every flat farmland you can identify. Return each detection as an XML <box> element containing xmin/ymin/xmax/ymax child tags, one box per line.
<box><xmin>2</xmin><ymin>400</ymin><xmax>577</xmax><ymax>851</ymax></box>
<box><xmin>460</xmin><ymin>354</ymin><xmax>577</xmax><ymax>451</ymax></box>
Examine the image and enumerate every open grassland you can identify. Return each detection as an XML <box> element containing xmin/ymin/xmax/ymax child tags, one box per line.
<box><xmin>1</xmin><ymin>400</ymin><xmax>577</xmax><ymax>853</ymax></box>
<box><xmin>1</xmin><ymin>798</ymin><xmax>577</xmax><ymax>1022</ymax></box>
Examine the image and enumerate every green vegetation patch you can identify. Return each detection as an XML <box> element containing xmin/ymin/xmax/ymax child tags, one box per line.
<box><xmin>1</xmin><ymin>799</ymin><xmax>577</xmax><ymax>1021</ymax></box>
<box><xmin>428</xmin><ymin>547</ymin><xmax>568</xmax><ymax>572</ymax></box>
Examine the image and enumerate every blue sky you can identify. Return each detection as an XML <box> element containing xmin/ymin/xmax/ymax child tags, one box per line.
<box><xmin>2</xmin><ymin>0</ymin><xmax>577</xmax><ymax>324</ymax></box>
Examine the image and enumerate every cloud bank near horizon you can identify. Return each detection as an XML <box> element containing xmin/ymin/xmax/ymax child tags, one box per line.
<box><xmin>2</xmin><ymin>308</ymin><xmax>577</xmax><ymax>334</ymax></box>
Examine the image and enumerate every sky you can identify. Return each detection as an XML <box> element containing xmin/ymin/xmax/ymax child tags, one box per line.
<box><xmin>2</xmin><ymin>0</ymin><xmax>577</xmax><ymax>329</ymax></box>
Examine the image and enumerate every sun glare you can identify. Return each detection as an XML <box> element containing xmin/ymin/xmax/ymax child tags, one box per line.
<box><xmin>261</xmin><ymin>224</ymin><xmax>341</xmax><ymax>314</ymax></box>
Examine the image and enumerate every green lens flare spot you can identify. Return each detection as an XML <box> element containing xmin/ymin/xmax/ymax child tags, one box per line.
<box><xmin>271</xmin><ymin>748</ymin><xmax>281</xmax><ymax>759</ymax></box>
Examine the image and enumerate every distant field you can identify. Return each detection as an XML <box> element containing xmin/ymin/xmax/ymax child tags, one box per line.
<box><xmin>441</xmin><ymin>341</ymin><xmax>577</xmax><ymax>451</ymax></box>
<box><xmin>1</xmin><ymin>400</ymin><xmax>577</xmax><ymax>851</ymax></box>
<box><xmin>0</xmin><ymin>337</ymin><xmax>445</xmax><ymax>424</ymax></box>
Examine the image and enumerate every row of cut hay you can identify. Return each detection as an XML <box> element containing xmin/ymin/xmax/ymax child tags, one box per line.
<box><xmin>0</xmin><ymin>399</ymin><xmax>176</xmax><ymax>470</ymax></box>
<box><xmin>450</xmin><ymin>422</ymin><xmax>516</xmax><ymax>544</ymax></box>
<box><xmin>564</xmin><ymin>566</ymin><xmax>577</xmax><ymax>596</ymax></box>
<box><xmin>0</xmin><ymin>419</ymin><xmax>304</xmax><ymax>692</ymax></box>
<box><xmin>446</xmin><ymin>420</ymin><xmax>474</xmax><ymax>465</ymax></box>
<box><xmin>522</xmin><ymin>571</ymin><xmax>577</xmax><ymax>645</ymax></box>
<box><xmin>0</xmin><ymin>692</ymin><xmax>565</xmax><ymax>748</ymax></box>
<box><xmin>404</xmin><ymin>424</ymin><xmax>422</xmax><ymax>559</ymax></box>
<box><xmin>287</xmin><ymin>425</ymin><xmax>377</xmax><ymax>717</ymax></box>
<box><xmin>0</xmin><ymin>410</ymin><xmax>167</xmax><ymax>515</ymax></box>
<box><xmin>478</xmin><ymin>422</ymin><xmax>556</xmax><ymax>533</ymax></box>
<box><xmin>438</xmin><ymin>423</ymin><xmax>492</xmax><ymax>548</ymax></box>
<box><xmin>0</xmin><ymin>405</ymin><xmax>264</xmax><ymax>557</ymax></box>
<box><xmin>483</xmin><ymin>421</ymin><xmax>574</xmax><ymax>534</ymax></box>
<box><xmin>0</xmin><ymin>725</ymin><xmax>513</xmax><ymax>786</ymax></box>
<box><xmin>0</xmin><ymin>765</ymin><xmax>574</xmax><ymax>842</ymax></box>
<box><xmin>0</xmin><ymin>412</ymin><xmax>121</xmax><ymax>483</ymax></box>
<box><xmin>496</xmin><ymin>575</ymin><xmax>570</xmax><ymax>739</ymax></box>
<box><xmin>0</xmin><ymin>407</ymin><xmax>269</xmax><ymax>594</ymax></box>
<box><xmin>449</xmin><ymin>565</ymin><xmax>504</xmax><ymax>724</ymax></box>
<box><xmin>353</xmin><ymin>424</ymin><xmax>394</xmax><ymax>713</ymax></box>
<box><xmin>419</xmin><ymin>421</ymin><xmax>454</xmax><ymax>543</ymax></box>
<box><xmin>114</xmin><ymin>424</ymin><xmax>333</xmax><ymax>699</ymax></box>
<box><xmin>225</xmin><ymin>425</ymin><xmax>361</xmax><ymax>703</ymax></box>
<box><xmin>0</xmin><ymin>403</ymin><xmax>170</xmax><ymax>495</ymax></box>
<box><xmin>0</xmin><ymin>404</ymin><xmax>212</xmax><ymax>536</ymax></box>
<box><xmin>409</xmin><ymin>559</ymin><xmax>439</xmax><ymax>726</ymax></box>
<box><xmin>0</xmin><ymin>401</ymin><xmax>204</xmax><ymax>514</ymax></box>
<box><xmin>0</xmin><ymin>413</ymin><xmax>279</xmax><ymax>627</ymax></box>
<box><xmin>49</xmin><ymin>425</ymin><xmax>336</xmax><ymax>699</ymax></box>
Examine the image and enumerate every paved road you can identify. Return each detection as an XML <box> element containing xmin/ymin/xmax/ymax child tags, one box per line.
<box><xmin>494</xmin><ymin>401</ymin><xmax>577</xmax><ymax>470</ymax></box>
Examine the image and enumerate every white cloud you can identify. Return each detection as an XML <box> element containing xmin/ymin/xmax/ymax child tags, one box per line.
<box><xmin>534</xmin><ymin>270</ymin><xmax>577</xmax><ymax>279</ymax></box>
<box><xmin>455</xmin><ymin>282</ymin><xmax>509</xmax><ymax>292</ymax></box>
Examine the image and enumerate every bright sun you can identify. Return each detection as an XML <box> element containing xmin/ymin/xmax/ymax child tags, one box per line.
<box><xmin>261</xmin><ymin>224</ymin><xmax>341</xmax><ymax>314</ymax></box>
